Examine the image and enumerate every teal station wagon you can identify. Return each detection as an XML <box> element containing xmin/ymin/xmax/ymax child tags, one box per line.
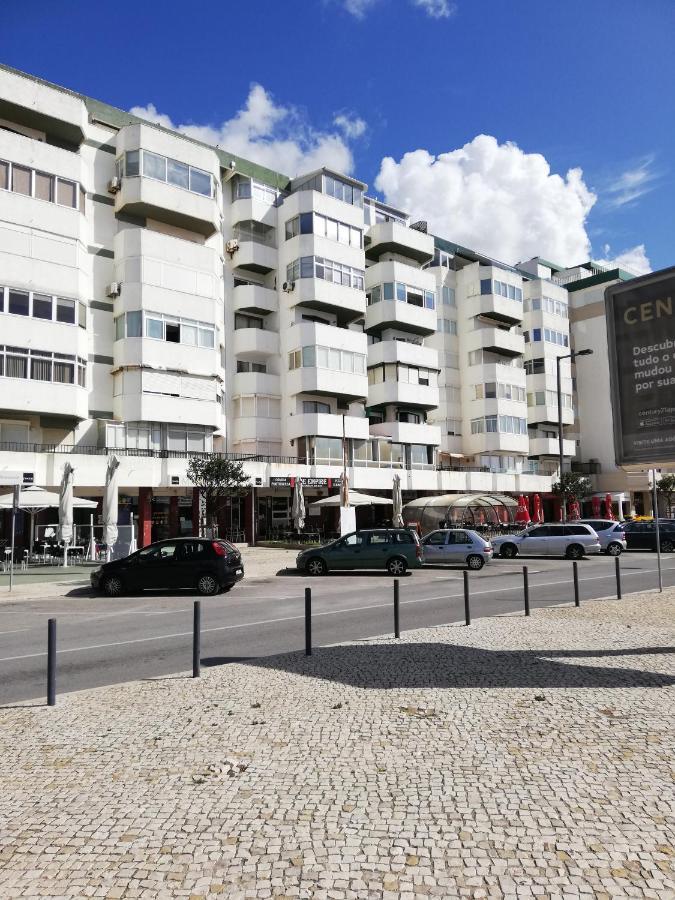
<box><xmin>296</xmin><ymin>528</ymin><xmax>423</xmax><ymax>576</ymax></box>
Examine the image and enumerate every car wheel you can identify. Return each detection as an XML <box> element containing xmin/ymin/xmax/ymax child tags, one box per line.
<box><xmin>566</xmin><ymin>544</ymin><xmax>584</xmax><ymax>560</ymax></box>
<box><xmin>660</xmin><ymin>539</ymin><xmax>674</xmax><ymax>553</ymax></box>
<box><xmin>387</xmin><ymin>556</ymin><xmax>407</xmax><ymax>576</ymax></box>
<box><xmin>467</xmin><ymin>554</ymin><xmax>484</xmax><ymax>570</ymax></box>
<box><xmin>606</xmin><ymin>542</ymin><xmax>623</xmax><ymax>556</ymax></box>
<box><xmin>197</xmin><ymin>574</ymin><xmax>219</xmax><ymax>596</ymax></box>
<box><xmin>500</xmin><ymin>543</ymin><xmax>517</xmax><ymax>559</ymax></box>
<box><xmin>102</xmin><ymin>575</ymin><xmax>124</xmax><ymax>597</ymax></box>
<box><xmin>306</xmin><ymin>557</ymin><xmax>327</xmax><ymax>576</ymax></box>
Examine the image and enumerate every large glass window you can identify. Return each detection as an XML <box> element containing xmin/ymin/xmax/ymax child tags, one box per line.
<box><xmin>0</xmin><ymin>158</ymin><xmax>85</xmax><ymax>212</ymax></box>
<box><xmin>3</xmin><ymin>285</ymin><xmax>82</xmax><ymax>326</ymax></box>
<box><xmin>289</xmin><ymin>344</ymin><xmax>366</xmax><ymax>375</ymax></box>
<box><xmin>119</xmin><ymin>150</ymin><xmax>212</xmax><ymax>198</ymax></box>
<box><xmin>8</xmin><ymin>290</ymin><xmax>29</xmax><ymax>316</ymax></box>
<box><xmin>0</xmin><ymin>346</ymin><xmax>84</xmax><ymax>387</ymax></box>
<box><xmin>11</xmin><ymin>165</ymin><xmax>31</xmax><ymax>196</ymax></box>
<box><xmin>286</xmin><ymin>256</ymin><xmax>365</xmax><ymax>290</ymax></box>
<box><xmin>303</xmin><ymin>400</ymin><xmax>331</xmax><ymax>414</ymax></box>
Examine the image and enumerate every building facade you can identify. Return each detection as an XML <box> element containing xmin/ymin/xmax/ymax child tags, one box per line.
<box><xmin>0</xmin><ymin>64</ymin><xmax>651</xmax><ymax>544</ymax></box>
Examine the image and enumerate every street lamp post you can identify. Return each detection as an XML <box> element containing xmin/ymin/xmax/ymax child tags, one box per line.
<box><xmin>557</xmin><ymin>349</ymin><xmax>593</xmax><ymax>522</ymax></box>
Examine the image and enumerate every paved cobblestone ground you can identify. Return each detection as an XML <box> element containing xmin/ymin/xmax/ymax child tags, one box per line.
<box><xmin>0</xmin><ymin>591</ymin><xmax>673</xmax><ymax>899</ymax></box>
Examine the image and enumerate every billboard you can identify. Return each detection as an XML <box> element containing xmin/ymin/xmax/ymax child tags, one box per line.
<box><xmin>605</xmin><ymin>266</ymin><xmax>675</xmax><ymax>465</ymax></box>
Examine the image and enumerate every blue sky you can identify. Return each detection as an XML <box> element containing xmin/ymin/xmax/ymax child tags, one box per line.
<box><xmin>4</xmin><ymin>0</ymin><xmax>673</xmax><ymax>272</ymax></box>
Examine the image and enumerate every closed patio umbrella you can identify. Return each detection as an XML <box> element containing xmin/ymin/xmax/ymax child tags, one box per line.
<box><xmin>604</xmin><ymin>493</ymin><xmax>614</xmax><ymax>520</ymax></box>
<box><xmin>59</xmin><ymin>462</ymin><xmax>74</xmax><ymax>567</ymax></box>
<box><xmin>514</xmin><ymin>495</ymin><xmax>530</xmax><ymax>525</ymax></box>
<box><xmin>103</xmin><ymin>455</ymin><xmax>120</xmax><ymax>562</ymax></box>
<box><xmin>591</xmin><ymin>495</ymin><xmax>602</xmax><ymax>517</ymax></box>
<box><xmin>392</xmin><ymin>474</ymin><xmax>404</xmax><ymax>528</ymax></box>
<box><xmin>292</xmin><ymin>479</ymin><xmax>305</xmax><ymax>533</ymax></box>
<box><xmin>533</xmin><ymin>493</ymin><xmax>543</xmax><ymax>523</ymax></box>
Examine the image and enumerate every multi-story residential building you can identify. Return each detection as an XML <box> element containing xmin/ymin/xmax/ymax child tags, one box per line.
<box><xmin>0</xmin><ymin>63</ymin><xmax>643</xmax><ymax>545</ymax></box>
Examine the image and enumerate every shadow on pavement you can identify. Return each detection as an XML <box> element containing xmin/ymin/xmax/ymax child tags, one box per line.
<box><xmin>276</xmin><ymin>569</ymin><xmax>413</xmax><ymax>578</ymax></box>
<box><xmin>242</xmin><ymin>642</ymin><xmax>675</xmax><ymax>690</ymax></box>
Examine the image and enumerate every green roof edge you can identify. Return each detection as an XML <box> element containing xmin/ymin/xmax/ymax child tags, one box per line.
<box><xmin>564</xmin><ymin>268</ymin><xmax>635</xmax><ymax>292</ymax></box>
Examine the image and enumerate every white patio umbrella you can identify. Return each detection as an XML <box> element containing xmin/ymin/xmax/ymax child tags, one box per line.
<box><xmin>292</xmin><ymin>479</ymin><xmax>305</xmax><ymax>532</ymax></box>
<box><xmin>392</xmin><ymin>473</ymin><xmax>404</xmax><ymax>528</ymax></box>
<box><xmin>59</xmin><ymin>462</ymin><xmax>74</xmax><ymax>567</ymax></box>
<box><xmin>309</xmin><ymin>491</ymin><xmax>393</xmax><ymax>508</ymax></box>
<box><xmin>102</xmin><ymin>455</ymin><xmax>120</xmax><ymax>562</ymax></box>
<box><xmin>0</xmin><ymin>485</ymin><xmax>96</xmax><ymax>559</ymax></box>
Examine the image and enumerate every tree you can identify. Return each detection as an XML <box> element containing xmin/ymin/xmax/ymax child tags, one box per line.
<box><xmin>187</xmin><ymin>456</ymin><xmax>250</xmax><ymax>535</ymax></box>
<box><xmin>656</xmin><ymin>473</ymin><xmax>675</xmax><ymax>517</ymax></box>
<box><xmin>551</xmin><ymin>472</ymin><xmax>592</xmax><ymax>505</ymax></box>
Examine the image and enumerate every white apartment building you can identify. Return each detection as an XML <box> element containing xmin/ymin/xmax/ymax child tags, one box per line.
<box><xmin>0</xmin><ymin>64</ymin><xmax>595</xmax><ymax>545</ymax></box>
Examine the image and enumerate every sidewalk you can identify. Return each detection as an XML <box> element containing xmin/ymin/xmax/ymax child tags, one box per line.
<box><xmin>0</xmin><ymin>590</ymin><xmax>673</xmax><ymax>898</ymax></box>
<box><xmin>0</xmin><ymin>546</ymin><xmax>298</xmax><ymax>601</ymax></box>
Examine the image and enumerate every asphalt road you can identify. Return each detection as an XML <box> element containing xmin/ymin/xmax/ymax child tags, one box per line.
<box><xmin>0</xmin><ymin>552</ymin><xmax>673</xmax><ymax>705</ymax></box>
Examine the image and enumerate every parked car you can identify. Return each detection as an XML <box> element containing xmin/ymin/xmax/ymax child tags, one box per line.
<box><xmin>621</xmin><ymin>520</ymin><xmax>675</xmax><ymax>552</ymax></box>
<box><xmin>296</xmin><ymin>528</ymin><xmax>423</xmax><ymax>576</ymax></box>
<box><xmin>578</xmin><ymin>519</ymin><xmax>627</xmax><ymax>555</ymax></box>
<box><xmin>491</xmin><ymin>523</ymin><xmax>601</xmax><ymax>559</ymax></box>
<box><xmin>421</xmin><ymin>528</ymin><xmax>493</xmax><ymax>570</ymax></box>
<box><xmin>91</xmin><ymin>538</ymin><xmax>244</xmax><ymax>596</ymax></box>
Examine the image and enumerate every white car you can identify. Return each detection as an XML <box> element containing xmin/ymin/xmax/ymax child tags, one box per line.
<box><xmin>491</xmin><ymin>523</ymin><xmax>601</xmax><ymax>559</ymax></box>
<box><xmin>421</xmin><ymin>528</ymin><xmax>493</xmax><ymax>569</ymax></box>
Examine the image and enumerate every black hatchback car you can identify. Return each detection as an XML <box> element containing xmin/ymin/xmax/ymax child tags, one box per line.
<box><xmin>621</xmin><ymin>520</ymin><xmax>675</xmax><ymax>552</ymax></box>
<box><xmin>91</xmin><ymin>538</ymin><xmax>244</xmax><ymax>596</ymax></box>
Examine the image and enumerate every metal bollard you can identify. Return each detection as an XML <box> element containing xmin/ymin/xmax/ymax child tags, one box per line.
<box><xmin>523</xmin><ymin>566</ymin><xmax>530</xmax><ymax>616</ymax></box>
<box><xmin>393</xmin><ymin>578</ymin><xmax>400</xmax><ymax>639</ymax></box>
<box><xmin>305</xmin><ymin>587</ymin><xmax>312</xmax><ymax>656</ymax></box>
<box><xmin>192</xmin><ymin>600</ymin><xmax>201</xmax><ymax>678</ymax></box>
<box><xmin>463</xmin><ymin>570</ymin><xmax>471</xmax><ymax>626</ymax></box>
<box><xmin>573</xmin><ymin>560</ymin><xmax>580</xmax><ymax>608</ymax></box>
<box><xmin>615</xmin><ymin>556</ymin><xmax>622</xmax><ymax>600</ymax></box>
<box><xmin>47</xmin><ymin>618</ymin><xmax>56</xmax><ymax>707</ymax></box>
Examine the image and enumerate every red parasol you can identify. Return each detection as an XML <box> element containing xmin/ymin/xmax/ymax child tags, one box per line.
<box><xmin>514</xmin><ymin>494</ymin><xmax>531</xmax><ymax>525</ymax></box>
<box><xmin>568</xmin><ymin>499</ymin><xmax>581</xmax><ymax>520</ymax></box>
<box><xmin>604</xmin><ymin>493</ymin><xmax>614</xmax><ymax>520</ymax></box>
<box><xmin>533</xmin><ymin>493</ymin><xmax>544</xmax><ymax>523</ymax></box>
<box><xmin>591</xmin><ymin>495</ymin><xmax>601</xmax><ymax>517</ymax></box>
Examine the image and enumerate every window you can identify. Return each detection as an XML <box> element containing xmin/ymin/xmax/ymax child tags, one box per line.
<box><xmin>437</xmin><ymin>318</ymin><xmax>457</xmax><ymax>334</ymax></box>
<box><xmin>289</xmin><ymin>344</ymin><xmax>366</xmax><ymax>375</ymax></box>
<box><xmin>236</xmin><ymin>360</ymin><xmax>267</xmax><ymax>373</ymax></box>
<box><xmin>314</xmin><ymin>436</ymin><xmax>343</xmax><ymax>463</ymax></box>
<box><xmin>442</xmin><ymin>286</ymin><xmax>455</xmax><ymax>306</ymax></box>
<box><xmin>0</xmin><ymin>158</ymin><xmax>84</xmax><ymax>212</ymax></box>
<box><xmin>0</xmin><ymin>346</ymin><xmax>84</xmax><ymax>387</ymax></box>
<box><xmin>120</xmin><ymin>150</ymin><xmax>212</xmax><ymax>198</ymax></box>
<box><xmin>303</xmin><ymin>400</ymin><xmax>331</xmax><ymax>414</ymax></box>
<box><xmin>234</xmin><ymin>313</ymin><xmax>263</xmax><ymax>330</ymax></box>
<box><xmin>8</xmin><ymin>290</ymin><xmax>29</xmax><ymax>316</ymax></box>
<box><xmin>56</xmin><ymin>298</ymin><xmax>76</xmax><ymax>324</ymax></box>
<box><xmin>32</xmin><ymin>294</ymin><xmax>52</xmax><ymax>320</ymax></box>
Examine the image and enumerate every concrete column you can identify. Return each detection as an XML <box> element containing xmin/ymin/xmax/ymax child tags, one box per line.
<box><xmin>138</xmin><ymin>487</ymin><xmax>153</xmax><ymax>548</ymax></box>
<box><xmin>243</xmin><ymin>490</ymin><xmax>253</xmax><ymax>544</ymax></box>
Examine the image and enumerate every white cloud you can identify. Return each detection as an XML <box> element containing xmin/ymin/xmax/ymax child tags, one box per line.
<box><xmin>374</xmin><ymin>134</ymin><xmax>597</xmax><ymax>267</ymax></box>
<box><xmin>412</xmin><ymin>0</ymin><xmax>456</xmax><ymax>17</ymax></box>
<box><xmin>605</xmin><ymin>156</ymin><xmax>658</xmax><ymax>208</ymax></box>
<box><xmin>130</xmin><ymin>84</ymin><xmax>356</xmax><ymax>178</ymax></box>
<box><xmin>342</xmin><ymin>0</ymin><xmax>379</xmax><ymax>17</ymax></box>
<box><xmin>595</xmin><ymin>243</ymin><xmax>651</xmax><ymax>276</ymax></box>
<box><xmin>333</xmin><ymin>113</ymin><xmax>367</xmax><ymax>139</ymax></box>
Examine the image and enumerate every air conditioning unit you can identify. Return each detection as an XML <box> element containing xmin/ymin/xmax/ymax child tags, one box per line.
<box><xmin>106</xmin><ymin>282</ymin><xmax>121</xmax><ymax>298</ymax></box>
<box><xmin>107</xmin><ymin>176</ymin><xmax>121</xmax><ymax>194</ymax></box>
<box><xmin>282</xmin><ymin>281</ymin><xmax>296</xmax><ymax>293</ymax></box>
<box><xmin>225</xmin><ymin>239</ymin><xmax>239</xmax><ymax>255</ymax></box>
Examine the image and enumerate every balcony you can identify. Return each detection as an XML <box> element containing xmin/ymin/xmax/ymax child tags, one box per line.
<box><xmin>232</xmin><ymin>327</ymin><xmax>279</xmax><ymax>358</ymax></box>
<box><xmin>232</xmin><ymin>284</ymin><xmax>278</xmax><ymax>315</ymax></box>
<box><xmin>369</xmin><ymin>420</ymin><xmax>441</xmax><ymax>446</ymax></box>
<box><xmin>114</xmin><ymin>176</ymin><xmax>220</xmax><ymax>237</ymax></box>
<box><xmin>113</xmin><ymin>338</ymin><xmax>220</xmax><ymax>379</ymax></box>
<box><xmin>232</xmin><ymin>371</ymin><xmax>281</xmax><ymax>397</ymax></box>
<box><xmin>289</xmin><ymin>278</ymin><xmax>366</xmax><ymax>323</ymax></box>
<box><xmin>477</xmin><ymin>293</ymin><xmax>523</xmax><ymax>327</ymax></box>
<box><xmin>0</xmin><ymin>379</ymin><xmax>87</xmax><ymax>421</ymax></box>
<box><xmin>230</xmin><ymin>196</ymin><xmax>277</xmax><ymax>228</ymax></box>
<box><xmin>365</xmin><ymin>300</ymin><xmax>436</xmax><ymax>336</ymax></box>
<box><xmin>114</xmin><ymin>393</ymin><xmax>222</xmax><ymax>429</ymax></box>
<box><xmin>231</xmin><ymin>416</ymin><xmax>281</xmax><ymax>444</ymax></box>
<box><xmin>366</xmin><ymin>381</ymin><xmax>439</xmax><ymax>410</ymax></box>
<box><xmin>367</xmin><ymin>339</ymin><xmax>438</xmax><ymax>370</ymax></box>
<box><xmin>230</xmin><ymin>240</ymin><xmax>276</xmax><ymax>274</ymax></box>
<box><xmin>464</xmin><ymin>431</ymin><xmax>530</xmax><ymax>456</ymax></box>
<box><xmin>287</xmin><ymin>413</ymin><xmax>370</xmax><ymax>442</ymax></box>
<box><xmin>527</xmin><ymin>405</ymin><xmax>575</xmax><ymax>427</ymax></box>
<box><xmin>0</xmin><ymin>67</ymin><xmax>86</xmax><ymax>145</ymax></box>
<box><xmin>528</xmin><ymin>437</ymin><xmax>576</xmax><ymax>458</ymax></box>
<box><xmin>466</xmin><ymin>326</ymin><xmax>524</xmax><ymax>358</ymax></box>
<box><xmin>287</xmin><ymin>368</ymin><xmax>367</xmax><ymax>402</ymax></box>
<box><xmin>365</xmin><ymin>221</ymin><xmax>434</xmax><ymax>265</ymax></box>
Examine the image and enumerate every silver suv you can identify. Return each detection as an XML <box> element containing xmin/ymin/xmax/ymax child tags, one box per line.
<box><xmin>491</xmin><ymin>523</ymin><xmax>601</xmax><ymax>559</ymax></box>
<box><xmin>578</xmin><ymin>519</ymin><xmax>627</xmax><ymax>556</ymax></box>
